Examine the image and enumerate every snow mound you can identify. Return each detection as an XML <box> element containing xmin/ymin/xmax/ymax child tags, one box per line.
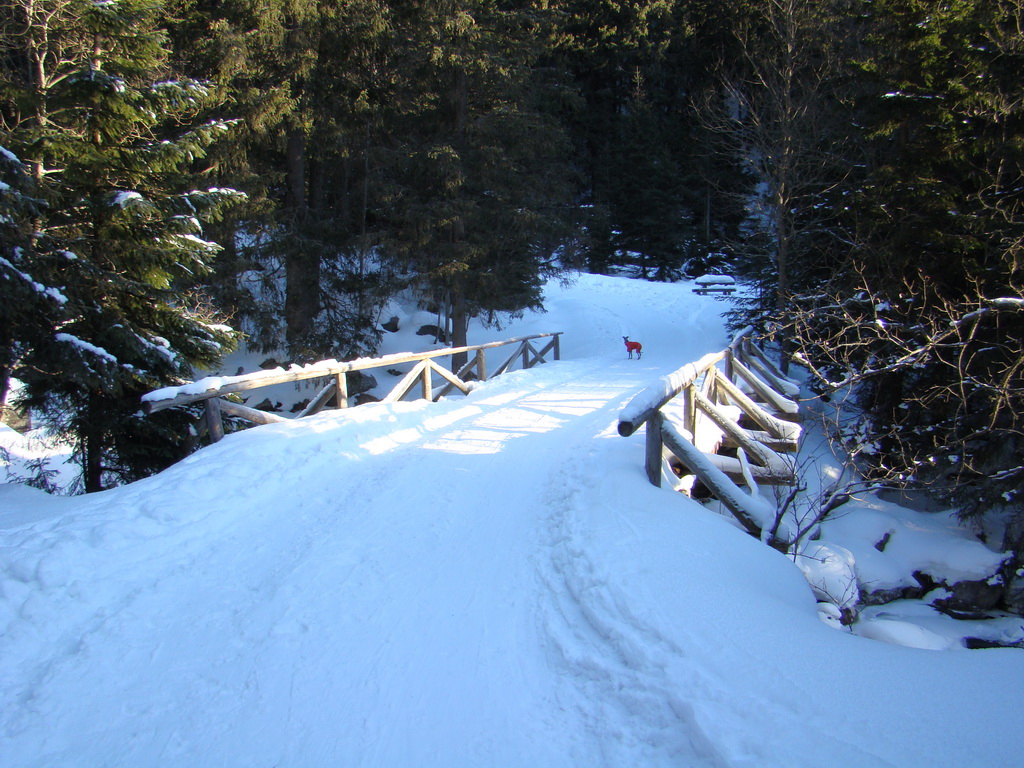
<box><xmin>3</xmin><ymin>274</ymin><xmax>1024</xmax><ymax>767</ymax></box>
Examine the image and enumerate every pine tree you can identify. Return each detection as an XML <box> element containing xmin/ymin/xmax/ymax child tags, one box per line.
<box><xmin>387</xmin><ymin>0</ymin><xmax>579</xmax><ymax>365</ymax></box>
<box><xmin>700</xmin><ymin>0</ymin><xmax>853</xmax><ymax>344</ymax></box>
<box><xmin>0</xmin><ymin>147</ymin><xmax>65</xmax><ymax>424</ymax></box>
<box><xmin>2</xmin><ymin>0</ymin><xmax>242</xmax><ymax>491</ymax></box>
<box><xmin>604</xmin><ymin>76</ymin><xmax>689</xmax><ymax>280</ymax></box>
<box><xmin>554</xmin><ymin>0</ymin><xmax>737</xmax><ymax>276</ymax></box>
<box><xmin>788</xmin><ymin>0</ymin><xmax>1024</xmax><ymax>532</ymax></box>
<box><xmin>166</xmin><ymin>0</ymin><xmax>405</xmax><ymax>363</ymax></box>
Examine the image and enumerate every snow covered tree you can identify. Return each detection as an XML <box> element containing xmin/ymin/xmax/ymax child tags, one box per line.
<box><xmin>386</xmin><ymin>0</ymin><xmax>579</xmax><ymax>366</ymax></box>
<box><xmin>165</xmin><ymin>0</ymin><xmax>408</xmax><ymax>363</ymax></box>
<box><xmin>786</xmin><ymin>0</ymin><xmax>1024</xmax><ymax>545</ymax></box>
<box><xmin>555</xmin><ymin>0</ymin><xmax>731</xmax><ymax>276</ymax></box>
<box><xmin>1</xmin><ymin>0</ymin><xmax>243</xmax><ymax>491</ymax></box>
<box><xmin>699</xmin><ymin>0</ymin><xmax>854</xmax><ymax>352</ymax></box>
<box><xmin>0</xmin><ymin>147</ymin><xmax>65</xmax><ymax>425</ymax></box>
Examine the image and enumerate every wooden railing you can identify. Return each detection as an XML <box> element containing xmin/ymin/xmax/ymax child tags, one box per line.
<box><xmin>142</xmin><ymin>332</ymin><xmax>562</xmax><ymax>442</ymax></box>
<box><xmin>617</xmin><ymin>328</ymin><xmax>801</xmax><ymax>547</ymax></box>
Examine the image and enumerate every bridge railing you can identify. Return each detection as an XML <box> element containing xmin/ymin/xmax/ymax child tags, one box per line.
<box><xmin>617</xmin><ymin>328</ymin><xmax>801</xmax><ymax>547</ymax></box>
<box><xmin>142</xmin><ymin>332</ymin><xmax>562</xmax><ymax>442</ymax></box>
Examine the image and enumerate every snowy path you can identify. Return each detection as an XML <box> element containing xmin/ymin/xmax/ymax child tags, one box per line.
<box><xmin>1</xmin><ymin>360</ymin><xmax>707</xmax><ymax>766</ymax></box>
<box><xmin>4</xmin><ymin>275</ymin><xmax>1024</xmax><ymax>767</ymax></box>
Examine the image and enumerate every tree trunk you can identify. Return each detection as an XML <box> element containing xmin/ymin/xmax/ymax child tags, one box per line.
<box><xmin>776</xmin><ymin>198</ymin><xmax>792</xmax><ymax>375</ymax></box>
<box><xmin>450</xmin><ymin>291</ymin><xmax>469</xmax><ymax>373</ymax></box>
<box><xmin>285</xmin><ymin>251</ymin><xmax>320</xmax><ymax>354</ymax></box>
<box><xmin>0</xmin><ymin>323</ymin><xmax>13</xmax><ymax>421</ymax></box>
<box><xmin>83</xmin><ymin>394</ymin><xmax>104</xmax><ymax>493</ymax></box>
<box><xmin>284</xmin><ymin>125</ymin><xmax>320</xmax><ymax>354</ymax></box>
<box><xmin>0</xmin><ymin>364</ymin><xmax>11</xmax><ymax>426</ymax></box>
<box><xmin>285</xmin><ymin>126</ymin><xmax>306</xmax><ymax>210</ymax></box>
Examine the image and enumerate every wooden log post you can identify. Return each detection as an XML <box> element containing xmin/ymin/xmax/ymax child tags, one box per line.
<box><xmin>683</xmin><ymin>382</ymin><xmax>696</xmax><ymax>442</ymax></box>
<box><xmin>421</xmin><ymin>360</ymin><xmax>433</xmax><ymax>400</ymax></box>
<box><xmin>645</xmin><ymin>410</ymin><xmax>664</xmax><ymax>487</ymax></box>
<box><xmin>477</xmin><ymin>350</ymin><xmax>487</xmax><ymax>382</ymax></box>
<box><xmin>336</xmin><ymin>372</ymin><xmax>348</xmax><ymax>408</ymax></box>
<box><xmin>206</xmin><ymin>398</ymin><xmax>225</xmax><ymax>443</ymax></box>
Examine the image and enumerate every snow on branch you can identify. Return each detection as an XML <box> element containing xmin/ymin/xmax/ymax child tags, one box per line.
<box><xmin>793</xmin><ymin>293</ymin><xmax>1024</xmax><ymax>391</ymax></box>
<box><xmin>55</xmin><ymin>333</ymin><xmax>117</xmax><ymax>364</ymax></box>
<box><xmin>0</xmin><ymin>257</ymin><xmax>68</xmax><ymax>304</ymax></box>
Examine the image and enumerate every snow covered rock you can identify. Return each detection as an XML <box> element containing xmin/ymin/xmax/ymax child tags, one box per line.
<box><xmin>794</xmin><ymin>541</ymin><xmax>859</xmax><ymax>623</ymax></box>
<box><xmin>416</xmin><ymin>324</ymin><xmax>447</xmax><ymax>342</ymax></box>
<box><xmin>1004</xmin><ymin>570</ymin><xmax>1024</xmax><ymax>615</ymax></box>
<box><xmin>347</xmin><ymin>370</ymin><xmax>378</xmax><ymax>397</ymax></box>
<box><xmin>819</xmin><ymin>497</ymin><xmax>1009</xmax><ymax>614</ymax></box>
<box><xmin>853</xmin><ymin>618</ymin><xmax>964</xmax><ymax>650</ymax></box>
<box><xmin>930</xmin><ymin>574</ymin><xmax>1005</xmax><ymax>615</ymax></box>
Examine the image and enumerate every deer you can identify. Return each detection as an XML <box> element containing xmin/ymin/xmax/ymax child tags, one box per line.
<box><xmin>623</xmin><ymin>336</ymin><xmax>642</xmax><ymax>360</ymax></box>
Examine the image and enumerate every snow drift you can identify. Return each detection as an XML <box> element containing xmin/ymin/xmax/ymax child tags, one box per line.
<box><xmin>3</xmin><ymin>274</ymin><xmax>1023</xmax><ymax>767</ymax></box>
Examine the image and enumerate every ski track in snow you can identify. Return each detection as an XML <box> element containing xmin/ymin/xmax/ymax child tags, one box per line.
<box><xmin>4</xmin><ymin>275</ymin><xmax>1024</xmax><ymax>767</ymax></box>
<box><xmin>0</xmin><ymin>276</ymin><xmax>733</xmax><ymax>767</ymax></box>
<box><xmin>1</xmin><ymin>362</ymin><xmax>716</xmax><ymax>767</ymax></box>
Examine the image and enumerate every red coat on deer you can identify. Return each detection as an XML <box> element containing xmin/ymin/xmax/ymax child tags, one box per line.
<box><xmin>623</xmin><ymin>336</ymin><xmax>642</xmax><ymax>359</ymax></box>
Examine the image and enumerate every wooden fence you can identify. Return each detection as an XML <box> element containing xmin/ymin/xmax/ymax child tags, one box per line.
<box><xmin>142</xmin><ymin>332</ymin><xmax>562</xmax><ymax>442</ymax></box>
<box><xmin>617</xmin><ymin>328</ymin><xmax>801</xmax><ymax>546</ymax></box>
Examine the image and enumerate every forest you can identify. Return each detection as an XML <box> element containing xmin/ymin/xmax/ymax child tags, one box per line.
<box><xmin>2</xmin><ymin>0</ymin><xmax>1023</xmax><ymax>551</ymax></box>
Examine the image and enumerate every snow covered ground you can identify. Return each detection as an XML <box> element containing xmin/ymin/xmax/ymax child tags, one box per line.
<box><xmin>3</xmin><ymin>273</ymin><xmax>1024</xmax><ymax>767</ymax></box>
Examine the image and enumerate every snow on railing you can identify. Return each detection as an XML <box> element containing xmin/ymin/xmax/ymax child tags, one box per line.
<box><xmin>618</xmin><ymin>328</ymin><xmax>801</xmax><ymax>549</ymax></box>
<box><xmin>142</xmin><ymin>332</ymin><xmax>562</xmax><ymax>443</ymax></box>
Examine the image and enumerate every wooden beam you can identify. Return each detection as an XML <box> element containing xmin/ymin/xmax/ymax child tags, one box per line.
<box><xmin>722</xmin><ymin>430</ymin><xmax>798</xmax><ymax>454</ymax></box>
<box><xmin>693</xmin><ymin>390</ymin><xmax>794</xmax><ymax>481</ymax></box>
<box><xmin>436</xmin><ymin>356</ymin><xmax>478</xmax><ymax>399</ymax></box>
<box><xmin>746</xmin><ymin>342</ymin><xmax>797</xmax><ymax>391</ymax></box>
<box><xmin>205</xmin><ymin>398</ymin><xmax>225</xmax><ymax>443</ymax></box>
<box><xmin>732</xmin><ymin>359</ymin><xmax>799</xmax><ymax>416</ymax></box>
<box><xmin>523</xmin><ymin>340</ymin><xmax>545</xmax><ymax>369</ymax></box>
<box><xmin>426</xmin><ymin>360</ymin><xmax>472</xmax><ymax>398</ymax></box>
<box><xmin>382</xmin><ymin>360</ymin><xmax>430</xmax><ymax>403</ymax></box>
<box><xmin>711</xmin><ymin>369</ymin><xmax>801</xmax><ymax>444</ymax></box>
<box><xmin>142</xmin><ymin>332</ymin><xmax>563</xmax><ymax>414</ymax></box>
<box><xmin>296</xmin><ymin>380</ymin><xmax>338</xmax><ymax>419</ymax></box>
<box><xmin>491</xmin><ymin>340</ymin><xmax>528</xmax><ymax>379</ymax></box>
<box><xmin>660</xmin><ymin>421</ymin><xmax>765</xmax><ymax>538</ymax></box>
<box><xmin>618</xmin><ymin>350</ymin><xmax>726</xmax><ymax>436</ymax></box>
<box><xmin>703</xmin><ymin>452</ymin><xmax>794</xmax><ymax>484</ymax></box>
<box><xmin>645</xmin><ymin>410</ymin><xmax>664</xmax><ymax>487</ymax></box>
<box><xmin>744</xmin><ymin>351</ymin><xmax>800</xmax><ymax>398</ymax></box>
<box><xmin>217</xmin><ymin>398</ymin><xmax>289</xmax><ymax>425</ymax></box>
